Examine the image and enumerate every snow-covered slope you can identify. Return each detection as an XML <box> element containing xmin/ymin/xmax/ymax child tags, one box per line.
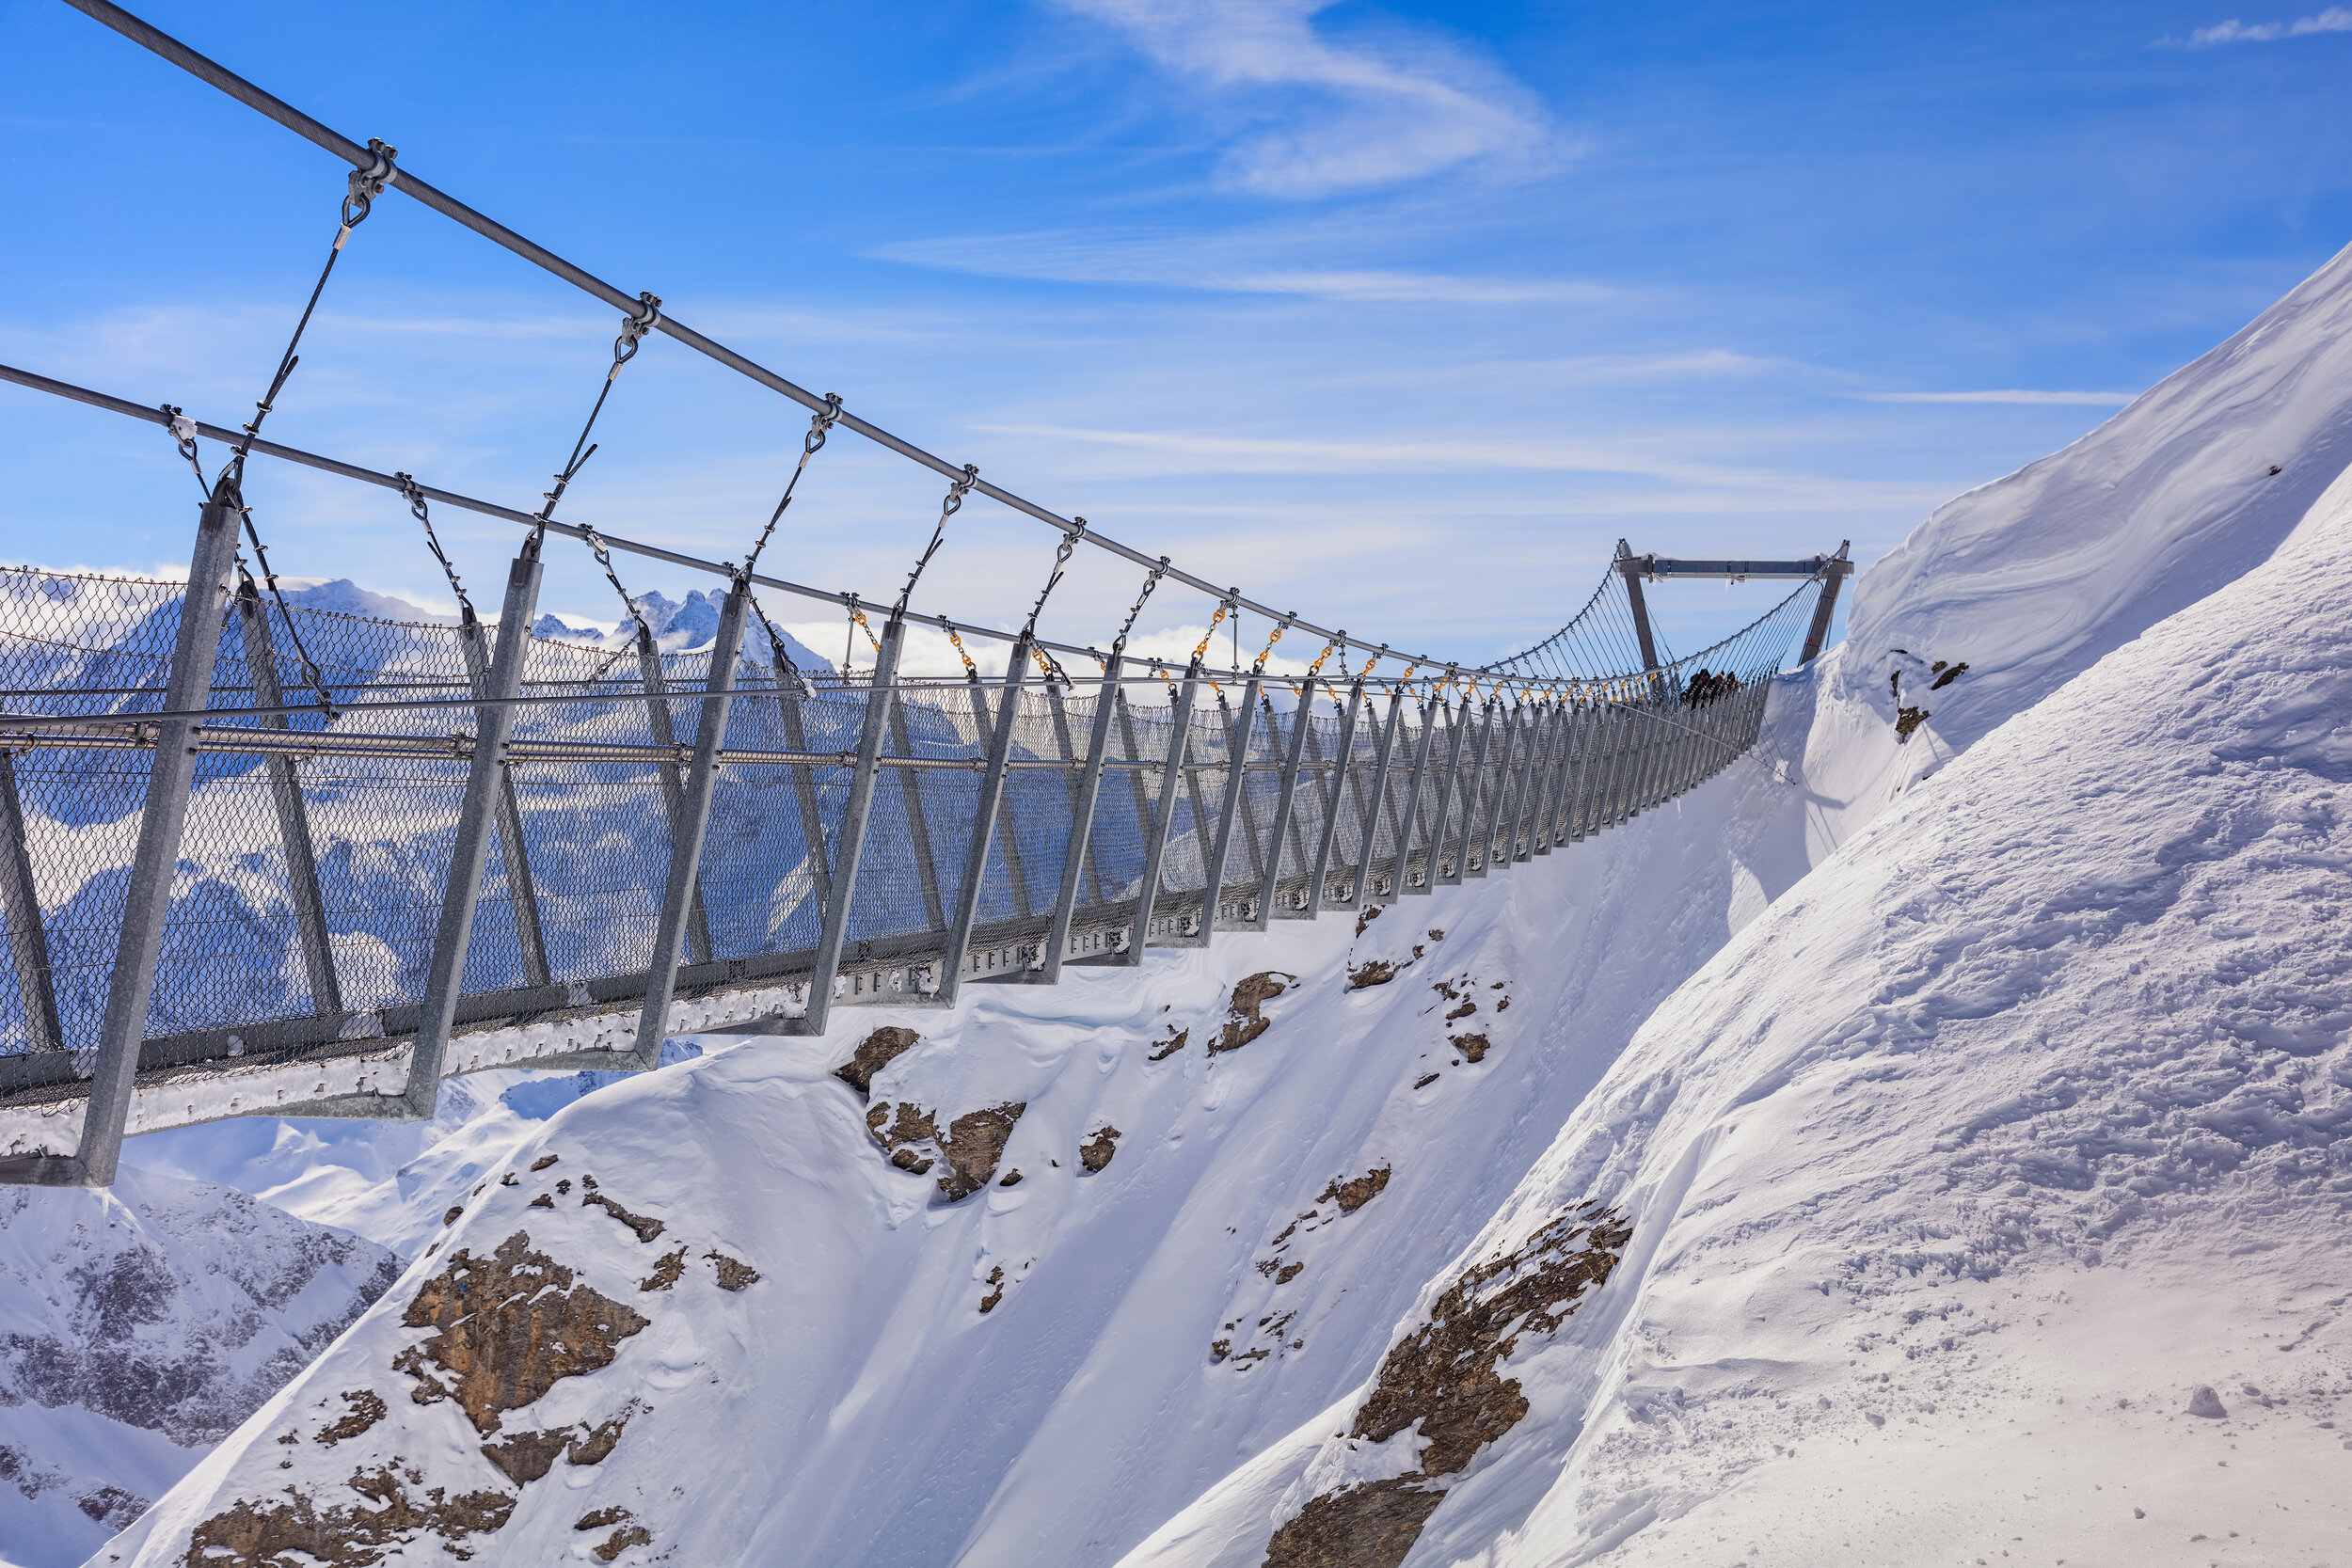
<box><xmin>0</xmin><ymin>1169</ymin><xmax>394</xmax><ymax>1568</ymax></box>
<box><xmin>71</xmin><ymin>239</ymin><xmax>2352</xmax><ymax>1568</ymax></box>
<box><xmin>1150</xmin><ymin>446</ymin><xmax>2352</xmax><ymax>1568</ymax></box>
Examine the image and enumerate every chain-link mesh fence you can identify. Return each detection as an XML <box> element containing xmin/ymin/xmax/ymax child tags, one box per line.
<box><xmin>0</xmin><ymin>559</ymin><xmax>1817</xmax><ymax>1115</ymax></box>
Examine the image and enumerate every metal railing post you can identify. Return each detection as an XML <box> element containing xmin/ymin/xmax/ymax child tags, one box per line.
<box><xmin>1490</xmin><ymin>702</ymin><xmax>1531</xmax><ymax>869</ymax></box>
<box><xmin>1232</xmin><ymin>696</ymin><xmax>1274</xmax><ymax>906</ymax></box>
<box><xmin>1549</xmin><ymin>700</ymin><xmax>1588</xmax><ymax>847</ymax></box>
<box><xmin>965</xmin><ymin>678</ymin><xmax>1033</xmax><ymax>921</ymax></box>
<box><xmin>629</xmin><ymin>582</ymin><xmax>749</xmax><ymax>1067</ymax></box>
<box><xmin>233</xmin><ymin>583</ymin><xmax>342</xmax><ymax>1015</ymax></box>
<box><xmin>1511</xmin><ymin>701</ymin><xmax>1556</xmax><ymax>862</ymax></box>
<box><xmin>1606</xmin><ymin>701</ymin><xmax>1641</xmax><ymax>826</ymax></box>
<box><xmin>1115</xmin><ymin>684</ymin><xmax>1155</xmax><ymax>852</ymax></box>
<box><xmin>1124</xmin><ymin>671</ymin><xmax>1199</xmax><ymax>959</ymax></box>
<box><xmin>0</xmin><ymin>753</ymin><xmax>61</xmax><ymax>1054</ymax></box>
<box><xmin>1037</xmin><ymin>657</ymin><xmax>1120</xmax><ymax>982</ymax></box>
<box><xmin>938</xmin><ymin>647</ymin><xmax>1029</xmax><ymax>1001</ymax></box>
<box><xmin>1392</xmin><ymin>697</ymin><xmax>1444</xmax><ymax>899</ymax></box>
<box><xmin>458</xmin><ymin>616</ymin><xmax>551</xmax><ymax>990</ymax></box>
<box><xmin>405</xmin><ymin>540</ymin><xmax>544</xmax><ymax>1118</ymax></box>
<box><xmin>1425</xmin><ymin>698</ymin><xmax>1477</xmax><ymax>890</ymax></box>
<box><xmin>1044</xmin><ymin>675</ymin><xmax>1108</xmax><ymax>911</ymax></box>
<box><xmin>1303</xmin><ymin>679</ymin><xmax>1364</xmax><ymax>917</ymax></box>
<box><xmin>771</xmin><ymin>668</ymin><xmax>833</xmax><ymax>921</ymax></box>
<box><xmin>886</xmin><ymin>696</ymin><xmax>948</xmax><ymax>932</ymax></box>
<box><xmin>1586</xmin><ymin>701</ymin><xmax>1622</xmax><ymax>835</ymax></box>
<box><xmin>1351</xmin><ymin>689</ymin><xmax>1406</xmax><ymax>906</ymax></box>
<box><xmin>1199</xmin><ymin>674</ymin><xmax>1263</xmax><ymax>933</ymax></box>
<box><xmin>74</xmin><ymin>492</ymin><xmax>242</xmax><ymax>1182</ymax></box>
<box><xmin>797</xmin><ymin>617</ymin><xmax>904</xmax><ymax>1034</ymax></box>
<box><xmin>636</xmin><ymin>632</ymin><xmax>714</xmax><ymax>966</ymax></box>
<box><xmin>1466</xmin><ymin>702</ymin><xmax>1514</xmax><ymax>879</ymax></box>
<box><xmin>1249</xmin><ymin>674</ymin><xmax>1316</xmax><ymax>930</ymax></box>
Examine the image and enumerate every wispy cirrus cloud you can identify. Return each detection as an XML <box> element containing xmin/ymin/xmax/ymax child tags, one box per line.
<box><xmin>1048</xmin><ymin>0</ymin><xmax>1559</xmax><ymax>197</ymax></box>
<box><xmin>1858</xmin><ymin>389</ymin><xmax>2137</xmax><ymax>406</ymax></box>
<box><xmin>874</xmin><ymin>228</ymin><xmax>1611</xmax><ymax>304</ymax></box>
<box><xmin>2156</xmin><ymin>7</ymin><xmax>2352</xmax><ymax>45</ymax></box>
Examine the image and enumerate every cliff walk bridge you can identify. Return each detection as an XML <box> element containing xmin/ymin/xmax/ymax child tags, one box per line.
<box><xmin>0</xmin><ymin>0</ymin><xmax>1854</xmax><ymax>1186</ymax></box>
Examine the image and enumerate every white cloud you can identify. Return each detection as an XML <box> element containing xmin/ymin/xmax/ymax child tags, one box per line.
<box><xmin>2160</xmin><ymin>7</ymin><xmax>2352</xmax><ymax>44</ymax></box>
<box><xmin>874</xmin><ymin>229</ymin><xmax>1608</xmax><ymax>304</ymax></box>
<box><xmin>1860</xmin><ymin>390</ymin><xmax>2137</xmax><ymax>406</ymax></box>
<box><xmin>1050</xmin><ymin>0</ymin><xmax>1556</xmax><ymax>197</ymax></box>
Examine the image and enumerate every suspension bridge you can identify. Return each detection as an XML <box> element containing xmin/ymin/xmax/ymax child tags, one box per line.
<box><xmin>0</xmin><ymin>0</ymin><xmax>1853</xmax><ymax>1187</ymax></box>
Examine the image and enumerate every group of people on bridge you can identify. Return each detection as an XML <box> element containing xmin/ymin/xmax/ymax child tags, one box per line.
<box><xmin>1681</xmin><ymin>668</ymin><xmax>1745</xmax><ymax>706</ymax></box>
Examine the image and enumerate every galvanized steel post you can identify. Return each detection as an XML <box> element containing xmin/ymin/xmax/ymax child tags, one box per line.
<box><xmin>797</xmin><ymin>617</ymin><xmax>904</xmax><ymax>1035</ymax></box>
<box><xmin>1351</xmin><ymin>689</ymin><xmax>1407</xmax><ymax>907</ymax></box>
<box><xmin>1393</xmin><ymin>697</ymin><xmax>1444</xmax><ymax>899</ymax></box>
<box><xmin>1303</xmin><ymin>679</ymin><xmax>1364</xmax><ymax>917</ymax></box>
<box><xmin>1425</xmin><ymin>698</ymin><xmax>1477</xmax><ymax>890</ymax></box>
<box><xmin>771</xmin><ymin>666</ymin><xmax>833</xmax><ymax>920</ymax></box>
<box><xmin>885</xmin><ymin>697</ymin><xmax>948</xmax><ymax>932</ymax></box>
<box><xmin>1250</xmin><ymin>674</ymin><xmax>1316</xmax><ymax>930</ymax></box>
<box><xmin>937</xmin><ymin>646</ymin><xmax>1029</xmax><ymax>1001</ymax></box>
<box><xmin>964</xmin><ymin>678</ymin><xmax>1033</xmax><ymax>922</ymax></box>
<box><xmin>0</xmin><ymin>753</ymin><xmax>61</xmax><ymax>1055</ymax></box>
<box><xmin>1037</xmin><ymin>657</ymin><xmax>1121</xmax><ymax>982</ymax></box>
<box><xmin>629</xmin><ymin>581</ymin><xmax>749</xmax><ymax>1067</ymax></box>
<box><xmin>637</xmin><ymin>632</ymin><xmax>714</xmax><ymax>967</ymax></box>
<box><xmin>73</xmin><ymin>492</ymin><xmax>243</xmax><ymax>1181</ymax></box>
<box><xmin>233</xmin><ymin>582</ymin><xmax>342</xmax><ymax>1016</ymax></box>
<box><xmin>458</xmin><ymin>616</ymin><xmax>551</xmax><ymax>990</ymax></box>
<box><xmin>1124</xmin><ymin>672</ymin><xmax>1199</xmax><ymax>958</ymax></box>
<box><xmin>404</xmin><ymin>539</ymin><xmax>544</xmax><ymax>1118</ymax></box>
<box><xmin>1199</xmin><ymin>674</ymin><xmax>1263</xmax><ymax>934</ymax></box>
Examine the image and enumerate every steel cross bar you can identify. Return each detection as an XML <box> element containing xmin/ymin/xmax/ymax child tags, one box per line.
<box><xmin>1303</xmin><ymin>680</ymin><xmax>1365</xmax><ymax>917</ymax></box>
<box><xmin>629</xmin><ymin>582</ymin><xmax>750</xmax><ymax>1068</ymax></box>
<box><xmin>1626</xmin><ymin>557</ymin><xmax>1854</xmax><ymax>579</ymax></box>
<box><xmin>937</xmin><ymin>650</ymin><xmax>1028</xmax><ymax>1002</ymax></box>
<box><xmin>1249</xmin><ymin>675</ymin><xmax>1317</xmax><ymax>930</ymax></box>
<box><xmin>49</xmin><ymin>1</ymin><xmax>1501</xmax><ymax>689</ymax></box>
<box><xmin>233</xmin><ymin>581</ymin><xmax>342</xmax><ymax>1016</ymax></box>
<box><xmin>796</xmin><ymin>618</ymin><xmax>905</xmax><ymax>1036</ymax></box>
<box><xmin>1124</xmin><ymin>673</ymin><xmax>1199</xmax><ymax>959</ymax></box>
<box><xmin>405</xmin><ymin>541</ymin><xmax>544</xmax><ymax>1119</ymax></box>
<box><xmin>1036</xmin><ymin>657</ymin><xmax>1121</xmax><ymax>983</ymax></box>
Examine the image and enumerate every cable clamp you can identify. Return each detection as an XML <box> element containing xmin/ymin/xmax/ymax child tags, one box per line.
<box><xmin>338</xmin><ymin>139</ymin><xmax>398</xmax><ymax>245</ymax></box>
<box><xmin>610</xmin><ymin>293</ymin><xmax>664</xmax><ymax>375</ymax></box>
<box><xmin>805</xmin><ymin>392</ymin><xmax>843</xmax><ymax>453</ymax></box>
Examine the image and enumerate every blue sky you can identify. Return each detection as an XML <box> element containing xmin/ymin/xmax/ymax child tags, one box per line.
<box><xmin>3</xmin><ymin>0</ymin><xmax>2349</xmax><ymax>672</ymax></box>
